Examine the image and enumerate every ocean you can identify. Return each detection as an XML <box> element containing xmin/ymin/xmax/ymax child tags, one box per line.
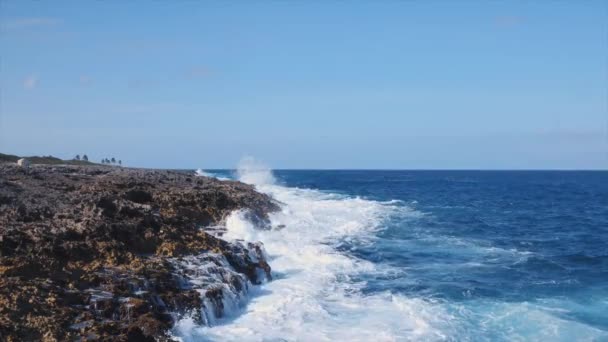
<box><xmin>174</xmin><ymin>167</ymin><xmax>608</xmax><ymax>341</ymax></box>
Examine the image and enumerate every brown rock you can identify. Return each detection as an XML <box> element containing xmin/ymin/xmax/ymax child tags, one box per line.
<box><xmin>0</xmin><ymin>164</ymin><xmax>279</xmax><ymax>341</ymax></box>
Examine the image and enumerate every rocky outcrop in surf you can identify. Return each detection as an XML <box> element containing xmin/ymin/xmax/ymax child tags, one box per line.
<box><xmin>0</xmin><ymin>164</ymin><xmax>279</xmax><ymax>341</ymax></box>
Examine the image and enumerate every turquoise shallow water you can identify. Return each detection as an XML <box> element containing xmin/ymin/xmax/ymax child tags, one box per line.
<box><xmin>193</xmin><ymin>169</ymin><xmax>608</xmax><ymax>341</ymax></box>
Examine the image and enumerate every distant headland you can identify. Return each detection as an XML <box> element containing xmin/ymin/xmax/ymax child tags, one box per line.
<box><xmin>0</xmin><ymin>153</ymin><xmax>122</xmax><ymax>166</ymax></box>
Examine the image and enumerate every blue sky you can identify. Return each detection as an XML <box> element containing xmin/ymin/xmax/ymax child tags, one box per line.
<box><xmin>0</xmin><ymin>1</ymin><xmax>606</xmax><ymax>169</ymax></box>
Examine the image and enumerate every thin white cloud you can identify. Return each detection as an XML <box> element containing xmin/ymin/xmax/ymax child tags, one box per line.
<box><xmin>186</xmin><ymin>66</ymin><xmax>210</xmax><ymax>79</ymax></box>
<box><xmin>115</xmin><ymin>103</ymin><xmax>180</xmax><ymax>115</ymax></box>
<box><xmin>495</xmin><ymin>15</ymin><xmax>524</xmax><ymax>28</ymax></box>
<box><xmin>535</xmin><ymin>130</ymin><xmax>606</xmax><ymax>143</ymax></box>
<box><xmin>23</xmin><ymin>75</ymin><xmax>38</xmax><ymax>89</ymax></box>
<box><xmin>2</xmin><ymin>17</ymin><xmax>62</xmax><ymax>30</ymax></box>
<box><xmin>79</xmin><ymin>75</ymin><xmax>93</xmax><ymax>86</ymax></box>
<box><xmin>117</xmin><ymin>104</ymin><xmax>157</xmax><ymax>114</ymax></box>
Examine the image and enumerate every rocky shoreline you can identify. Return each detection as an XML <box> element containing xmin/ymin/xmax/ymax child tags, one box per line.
<box><xmin>0</xmin><ymin>164</ymin><xmax>280</xmax><ymax>341</ymax></box>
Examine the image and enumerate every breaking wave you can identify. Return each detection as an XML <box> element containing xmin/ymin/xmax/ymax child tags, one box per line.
<box><xmin>173</xmin><ymin>160</ymin><xmax>451</xmax><ymax>341</ymax></box>
<box><xmin>175</xmin><ymin>160</ymin><xmax>608</xmax><ymax>341</ymax></box>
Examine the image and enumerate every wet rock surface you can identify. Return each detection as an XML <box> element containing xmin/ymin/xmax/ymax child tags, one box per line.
<box><xmin>0</xmin><ymin>164</ymin><xmax>279</xmax><ymax>341</ymax></box>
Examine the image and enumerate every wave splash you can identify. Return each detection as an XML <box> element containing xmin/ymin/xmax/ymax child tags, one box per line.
<box><xmin>236</xmin><ymin>156</ymin><xmax>276</xmax><ymax>186</ymax></box>
<box><xmin>173</xmin><ymin>161</ymin><xmax>451</xmax><ymax>341</ymax></box>
<box><xmin>195</xmin><ymin>169</ymin><xmax>230</xmax><ymax>181</ymax></box>
<box><xmin>174</xmin><ymin>164</ymin><xmax>608</xmax><ymax>341</ymax></box>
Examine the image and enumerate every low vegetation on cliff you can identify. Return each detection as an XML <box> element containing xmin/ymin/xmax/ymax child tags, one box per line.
<box><xmin>0</xmin><ymin>153</ymin><xmax>95</xmax><ymax>166</ymax></box>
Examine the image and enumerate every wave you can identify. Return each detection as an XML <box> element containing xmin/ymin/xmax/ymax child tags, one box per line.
<box><xmin>173</xmin><ymin>159</ymin><xmax>453</xmax><ymax>341</ymax></box>
<box><xmin>175</xmin><ymin>159</ymin><xmax>608</xmax><ymax>341</ymax></box>
<box><xmin>195</xmin><ymin>169</ymin><xmax>230</xmax><ymax>181</ymax></box>
<box><xmin>236</xmin><ymin>157</ymin><xmax>276</xmax><ymax>186</ymax></box>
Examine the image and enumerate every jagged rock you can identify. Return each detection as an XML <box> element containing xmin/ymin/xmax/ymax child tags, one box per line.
<box><xmin>0</xmin><ymin>164</ymin><xmax>280</xmax><ymax>341</ymax></box>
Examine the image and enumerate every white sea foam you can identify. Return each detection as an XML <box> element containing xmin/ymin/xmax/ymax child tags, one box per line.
<box><xmin>173</xmin><ymin>159</ymin><xmax>453</xmax><ymax>341</ymax></box>
<box><xmin>195</xmin><ymin>169</ymin><xmax>229</xmax><ymax>181</ymax></box>
<box><xmin>195</xmin><ymin>169</ymin><xmax>213</xmax><ymax>177</ymax></box>
<box><xmin>450</xmin><ymin>300</ymin><xmax>608</xmax><ymax>342</ymax></box>
<box><xmin>236</xmin><ymin>156</ymin><xmax>276</xmax><ymax>186</ymax></box>
<box><xmin>174</xmin><ymin>160</ymin><xmax>608</xmax><ymax>341</ymax></box>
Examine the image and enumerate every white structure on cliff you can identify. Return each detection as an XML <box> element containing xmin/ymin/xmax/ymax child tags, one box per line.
<box><xmin>17</xmin><ymin>158</ymin><xmax>30</xmax><ymax>168</ymax></box>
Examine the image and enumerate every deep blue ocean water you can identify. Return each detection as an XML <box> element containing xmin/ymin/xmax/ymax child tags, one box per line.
<box><xmin>279</xmin><ymin>171</ymin><xmax>608</xmax><ymax>327</ymax></box>
<box><xmin>185</xmin><ymin>169</ymin><xmax>608</xmax><ymax>341</ymax></box>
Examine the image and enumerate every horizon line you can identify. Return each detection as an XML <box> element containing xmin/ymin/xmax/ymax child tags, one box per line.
<box><xmin>195</xmin><ymin>168</ymin><xmax>608</xmax><ymax>172</ymax></box>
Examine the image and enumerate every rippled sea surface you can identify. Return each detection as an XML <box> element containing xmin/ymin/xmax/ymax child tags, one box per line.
<box><xmin>178</xmin><ymin>170</ymin><xmax>608</xmax><ymax>342</ymax></box>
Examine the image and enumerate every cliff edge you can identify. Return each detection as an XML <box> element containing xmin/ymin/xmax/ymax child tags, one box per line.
<box><xmin>0</xmin><ymin>164</ymin><xmax>279</xmax><ymax>341</ymax></box>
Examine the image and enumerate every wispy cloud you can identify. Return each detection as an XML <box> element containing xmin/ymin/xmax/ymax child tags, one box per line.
<box><xmin>23</xmin><ymin>75</ymin><xmax>38</xmax><ymax>89</ymax></box>
<box><xmin>115</xmin><ymin>103</ymin><xmax>180</xmax><ymax>116</ymax></box>
<box><xmin>535</xmin><ymin>130</ymin><xmax>606</xmax><ymax>143</ymax></box>
<box><xmin>79</xmin><ymin>75</ymin><xmax>93</xmax><ymax>86</ymax></box>
<box><xmin>127</xmin><ymin>78</ymin><xmax>156</xmax><ymax>89</ymax></box>
<box><xmin>119</xmin><ymin>105</ymin><xmax>153</xmax><ymax>114</ymax></box>
<box><xmin>2</xmin><ymin>17</ymin><xmax>62</xmax><ymax>30</ymax></box>
<box><xmin>495</xmin><ymin>15</ymin><xmax>524</xmax><ymax>28</ymax></box>
<box><xmin>185</xmin><ymin>66</ymin><xmax>211</xmax><ymax>79</ymax></box>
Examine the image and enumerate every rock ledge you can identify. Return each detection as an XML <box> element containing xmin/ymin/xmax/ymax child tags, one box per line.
<box><xmin>0</xmin><ymin>164</ymin><xmax>279</xmax><ymax>341</ymax></box>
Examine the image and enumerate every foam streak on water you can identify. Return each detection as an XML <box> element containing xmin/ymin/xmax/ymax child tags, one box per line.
<box><xmin>175</xmin><ymin>164</ymin><xmax>608</xmax><ymax>341</ymax></box>
<box><xmin>174</xmin><ymin>162</ymin><xmax>452</xmax><ymax>341</ymax></box>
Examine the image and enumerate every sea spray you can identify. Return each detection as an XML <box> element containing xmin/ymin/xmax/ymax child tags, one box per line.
<box><xmin>194</xmin><ymin>169</ymin><xmax>212</xmax><ymax>177</ymax></box>
<box><xmin>174</xmin><ymin>168</ymin><xmax>608</xmax><ymax>341</ymax></box>
<box><xmin>173</xmin><ymin>162</ymin><xmax>453</xmax><ymax>341</ymax></box>
<box><xmin>170</xmin><ymin>240</ymin><xmax>271</xmax><ymax>329</ymax></box>
<box><xmin>195</xmin><ymin>169</ymin><xmax>230</xmax><ymax>180</ymax></box>
<box><xmin>236</xmin><ymin>156</ymin><xmax>276</xmax><ymax>186</ymax></box>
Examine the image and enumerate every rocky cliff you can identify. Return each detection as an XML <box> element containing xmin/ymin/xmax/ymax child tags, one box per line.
<box><xmin>0</xmin><ymin>164</ymin><xmax>279</xmax><ymax>341</ymax></box>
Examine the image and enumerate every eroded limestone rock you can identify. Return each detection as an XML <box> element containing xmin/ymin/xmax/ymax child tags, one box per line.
<box><xmin>0</xmin><ymin>164</ymin><xmax>279</xmax><ymax>341</ymax></box>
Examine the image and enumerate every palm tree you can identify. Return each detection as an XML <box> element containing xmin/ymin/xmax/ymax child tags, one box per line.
<box><xmin>74</xmin><ymin>155</ymin><xmax>80</xmax><ymax>161</ymax></box>
<box><xmin>82</xmin><ymin>154</ymin><xmax>88</xmax><ymax>161</ymax></box>
<box><xmin>111</xmin><ymin>157</ymin><xmax>116</xmax><ymax>164</ymax></box>
<box><xmin>118</xmin><ymin>160</ymin><xmax>122</xmax><ymax>166</ymax></box>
